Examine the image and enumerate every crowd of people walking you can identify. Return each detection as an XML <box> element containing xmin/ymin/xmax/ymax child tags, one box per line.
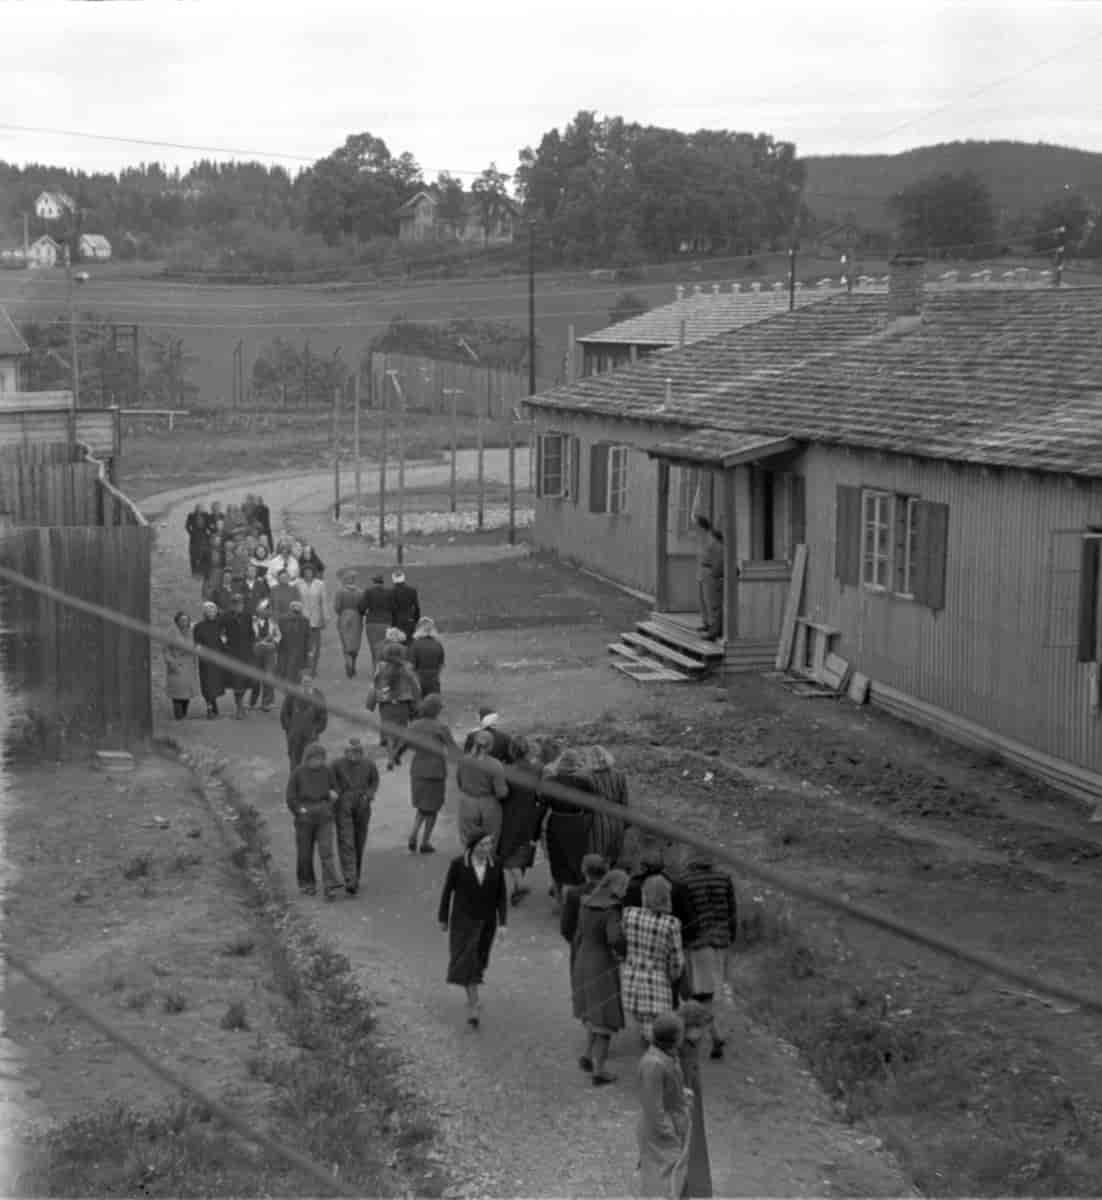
<box><xmin>172</xmin><ymin>495</ymin><xmax>737</xmax><ymax>1196</ymax></box>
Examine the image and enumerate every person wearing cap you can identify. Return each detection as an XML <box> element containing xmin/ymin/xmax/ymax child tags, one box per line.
<box><xmin>249</xmin><ymin>598</ymin><xmax>281</xmax><ymax>711</ymax></box>
<box><xmin>285</xmin><ymin>742</ymin><xmax>342</xmax><ymax>900</ymax></box>
<box><xmin>220</xmin><ymin>592</ymin><xmax>256</xmax><ymax>720</ymax></box>
<box><xmin>193</xmin><ymin>601</ymin><xmax>226</xmax><ymax>718</ymax></box>
<box><xmin>398</xmin><ymin>693</ymin><xmax>456</xmax><ymax>854</ymax></box>
<box><xmin>334</xmin><ymin>572</ymin><xmax>365</xmax><ymax>679</ymax></box>
<box><xmin>269</xmin><ymin>568</ymin><xmax>298</xmax><ymax>622</ymax></box>
<box><xmin>636</xmin><ymin>1012</ymin><xmax>692</xmax><ymax>1198</ymax></box>
<box><xmin>409</xmin><ymin>617</ymin><xmax>445</xmax><ymax>699</ymax></box>
<box><xmin>358</xmin><ymin>572</ymin><xmax>396</xmax><ymax>668</ymax></box>
<box><xmin>295</xmin><ymin>561</ymin><xmax>328</xmax><ymax>677</ymax></box>
<box><xmin>332</xmin><ymin>737</ymin><xmax>380</xmax><ymax>896</ymax></box>
<box><xmin>280</xmin><ymin>674</ymin><xmax>328</xmax><ymax>769</ymax></box>
<box><xmin>438</xmin><ymin>831</ymin><xmax>508</xmax><ymax>1029</ymax></box>
<box><xmin>390</xmin><ymin>569</ymin><xmax>421</xmax><ymax>644</ymax></box>
<box><xmin>277</xmin><ymin>598</ymin><xmax>311</xmax><ymax>684</ymax></box>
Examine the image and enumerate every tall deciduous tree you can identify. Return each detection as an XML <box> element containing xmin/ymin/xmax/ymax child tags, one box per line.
<box><xmin>435</xmin><ymin>172</ymin><xmax>467</xmax><ymax>235</ymax></box>
<box><xmin>470</xmin><ymin>163</ymin><xmax>512</xmax><ymax>243</ymax></box>
<box><xmin>887</xmin><ymin>171</ymin><xmax>997</xmax><ymax>258</ymax></box>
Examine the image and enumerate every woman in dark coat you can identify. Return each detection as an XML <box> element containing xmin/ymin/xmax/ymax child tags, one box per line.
<box><xmin>498</xmin><ymin>734</ymin><xmax>547</xmax><ymax>905</ymax></box>
<box><xmin>192</xmin><ymin>601</ymin><xmax>225</xmax><ymax>718</ymax></box>
<box><xmin>543</xmin><ymin>748</ymin><xmax>595</xmax><ymax>908</ymax></box>
<box><xmin>397</xmin><ymin>693</ymin><xmax>456</xmax><ymax>854</ymax></box>
<box><xmin>573</xmin><ymin>867</ymin><xmax>629</xmax><ymax>1085</ymax></box>
<box><xmin>584</xmin><ymin>745</ymin><xmax>630</xmax><ymax>868</ymax></box>
<box><xmin>561</xmin><ymin>854</ymin><xmax>609</xmax><ymax>975</ymax></box>
<box><xmin>438</xmin><ymin>832</ymin><xmax>508</xmax><ymax>1029</ymax></box>
<box><xmin>185</xmin><ymin>505</ymin><xmax>208</xmax><ymax>577</ymax></box>
<box><xmin>409</xmin><ymin>617</ymin><xmax>446</xmax><ymax>698</ymax></box>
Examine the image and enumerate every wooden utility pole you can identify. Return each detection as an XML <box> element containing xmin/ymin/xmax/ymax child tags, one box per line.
<box><xmin>444</xmin><ymin>385</ymin><xmax>462</xmax><ymax>512</ymax></box>
<box><xmin>391</xmin><ymin>370</ymin><xmax>406</xmax><ymax>566</ymax></box>
<box><xmin>66</xmin><ymin>244</ymin><xmax>80</xmax><ymax>412</ymax></box>
<box><xmin>353</xmin><ymin>373</ymin><xmax>362</xmax><ymax>531</ymax></box>
<box><xmin>527</xmin><ymin>220</ymin><xmax>536</xmax><ymax>396</ymax></box>
<box><xmin>507</xmin><ymin>406</ymin><xmax>516</xmax><ymax>546</ymax></box>
<box><xmin>477</xmin><ymin>374</ymin><xmax>488</xmax><ymax>530</ymax></box>
<box><xmin>378</xmin><ymin>357</ymin><xmax>388</xmax><ymax>547</ymax></box>
<box><xmin>788</xmin><ymin>247</ymin><xmax>797</xmax><ymax>312</ymax></box>
<box><xmin>331</xmin><ymin>387</ymin><xmax>341</xmax><ymax>519</ymax></box>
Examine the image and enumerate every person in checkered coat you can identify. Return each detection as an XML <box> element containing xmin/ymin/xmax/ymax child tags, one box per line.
<box><xmin>622</xmin><ymin>874</ymin><xmax>686</xmax><ymax>1044</ymax></box>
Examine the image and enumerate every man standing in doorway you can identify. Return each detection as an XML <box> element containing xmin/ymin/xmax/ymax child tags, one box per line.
<box><xmin>695</xmin><ymin>516</ymin><xmax>724</xmax><ymax>642</ymax></box>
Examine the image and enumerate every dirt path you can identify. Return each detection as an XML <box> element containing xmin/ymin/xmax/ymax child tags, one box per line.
<box><xmin>147</xmin><ymin>471</ymin><xmax>912</xmax><ymax>1198</ymax></box>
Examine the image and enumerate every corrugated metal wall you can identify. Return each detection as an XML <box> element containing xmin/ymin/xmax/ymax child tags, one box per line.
<box><xmin>801</xmin><ymin>444</ymin><xmax>1102</xmax><ymax>773</ymax></box>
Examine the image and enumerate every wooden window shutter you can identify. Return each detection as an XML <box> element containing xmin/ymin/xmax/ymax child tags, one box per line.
<box><xmin>535</xmin><ymin>434</ymin><xmax>543</xmax><ymax>498</ymax></box>
<box><xmin>789</xmin><ymin>473</ymin><xmax>807</xmax><ymax>549</ymax></box>
<box><xmin>834</xmin><ymin>485</ymin><xmax>861</xmax><ymax>587</ymax></box>
<box><xmin>569</xmin><ymin>436</ymin><xmax>581</xmax><ymax>504</ymax></box>
<box><xmin>1078</xmin><ymin>537</ymin><xmax>1100</xmax><ymax>662</ymax></box>
<box><xmin>589</xmin><ymin>443</ymin><xmax>609</xmax><ymax>514</ymax></box>
<box><xmin>913</xmin><ymin>501</ymin><xmax>950</xmax><ymax>612</ymax></box>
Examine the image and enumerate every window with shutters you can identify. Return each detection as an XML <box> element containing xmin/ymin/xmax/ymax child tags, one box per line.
<box><xmin>537</xmin><ymin>432</ymin><xmax>566</xmax><ymax>498</ymax></box>
<box><xmin>608</xmin><ymin>445</ymin><xmax>629</xmax><ymax>514</ymax></box>
<box><xmin>861</xmin><ymin>490</ymin><xmax>892</xmax><ymax>589</ymax></box>
<box><xmin>893</xmin><ymin>495</ymin><xmax>919</xmax><ymax>596</ymax></box>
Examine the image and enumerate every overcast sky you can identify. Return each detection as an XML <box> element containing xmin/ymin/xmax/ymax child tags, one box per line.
<box><xmin>3</xmin><ymin>0</ymin><xmax>1101</xmax><ymax>181</ymax></box>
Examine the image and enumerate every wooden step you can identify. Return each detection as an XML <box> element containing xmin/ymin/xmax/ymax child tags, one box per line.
<box><xmin>621</xmin><ymin>631</ymin><xmax>713</xmax><ymax>674</ymax></box>
<box><xmin>636</xmin><ymin>620</ymin><xmax>724</xmax><ymax>661</ymax></box>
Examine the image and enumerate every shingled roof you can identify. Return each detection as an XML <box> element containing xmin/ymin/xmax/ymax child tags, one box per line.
<box><xmin>527</xmin><ymin>287</ymin><xmax>1102</xmax><ymax>480</ymax></box>
<box><xmin>577</xmin><ymin>283</ymin><xmax>856</xmax><ymax>347</ymax></box>
<box><xmin>0</xmin><ymin>308</ymin><xmax>28</xmax><ymax>357</ymax></box>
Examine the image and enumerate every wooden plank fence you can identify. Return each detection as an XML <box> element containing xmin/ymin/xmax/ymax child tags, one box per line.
<box><xmin>0</xmin><ymin>440</ymin><xmax>152</xmax><ymax>753</ymax></box>
<box><xmin>369</xmin><ymin>353</ymin><xmax>554</xmax><ymax>420</ymax></box>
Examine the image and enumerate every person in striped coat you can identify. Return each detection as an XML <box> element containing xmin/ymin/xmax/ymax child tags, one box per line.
<box><xmin>678</xmin><ymin>853</ymin><xmax>738</xmax><ymax>1060</ymax></box>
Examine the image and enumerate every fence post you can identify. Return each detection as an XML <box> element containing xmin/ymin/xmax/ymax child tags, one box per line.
<box><xmin>394</xmin><ymin>370</ymin><xmax>405</xmax><ymax>566</ymax></box>
<box><xmin>331</xmin><ymin>387</ymin><xmax>341</xmax><ymax>520</ymax></box>
<box><xmin>478</xmin><ymin>373</ymin><xmax>487</xmax><ymax>530</ymax></box>
<box><xmin>508</xmin><ymin>406</ymin><xmax>516</xmax><ymax>546</ymax></box>
<box><xmin>353</xmin><ymin>373</ymin><xmax>362</xmax><ymax>532</ymax></box>
<box><xmin>378</xmin><ymin>357</ymin><xmax>388</xmax><ymax>547</ymax></box>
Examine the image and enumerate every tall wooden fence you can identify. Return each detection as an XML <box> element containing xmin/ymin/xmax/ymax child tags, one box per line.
<box><xmin>368</xmin><ymin>353</ymin><xmax>554</xmax><ymax>420</ymax></box>
<box><xmin>0</xmin><ymin>441</ymin><xmax>152</xmax><ymax>753</ymax></box>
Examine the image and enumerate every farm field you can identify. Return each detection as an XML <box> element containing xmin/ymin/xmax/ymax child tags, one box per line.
<box><xmin>2</xmin><ymin>250</ymin><xmax>886</xmax><ymax>406</ymax></box>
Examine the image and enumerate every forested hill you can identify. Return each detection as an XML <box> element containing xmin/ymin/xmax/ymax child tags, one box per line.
<box><xmin>803</xmin><ymin>140</ymin><xmax>1102</xmax><ymax>231</ymax></box>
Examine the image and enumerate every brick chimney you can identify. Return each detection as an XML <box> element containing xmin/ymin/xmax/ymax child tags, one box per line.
<box><xmin>889</xmin><ymin>255</ymin><xmax>926</xmax><ymax>319</ymax></box>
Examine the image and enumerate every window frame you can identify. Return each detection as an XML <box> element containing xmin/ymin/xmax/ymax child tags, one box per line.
<box><xmin>894</xmin><ymin>495</ymin><xmax>919</xmax><ymax>598</ymax></box>
<box><xmin>538</xmin><ymin>431</ymin><xmax>567</xmax><ymax>499</ymax></box>
<box><xmin>860</xmin><ymin>489</ymin><xmax>893</xmax><ymax>592</ymax></box>
<box><xmin>607</xmin><ymin>444</ymin><xmax>630</xmax><ymax>515</ymax></box>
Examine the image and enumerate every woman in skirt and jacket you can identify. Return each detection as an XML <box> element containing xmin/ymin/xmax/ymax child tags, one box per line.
<box><xmin>572</xmin><ymin>867</ymin><xmax>629</xmax><ymax>1086</ymax></box>
<box><xmin>438</xmin><ymin>832</ymin><xmax>508</xmax><ymax>1029</ymax></box>
<box><xmin>398</xmin><ymin>693</ymin><xmax>456</xmax><ymax>855</ymax></box>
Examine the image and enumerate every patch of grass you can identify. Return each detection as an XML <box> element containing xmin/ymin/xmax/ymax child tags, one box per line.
<box><xmin>221</xmin><ymin>934</ymin><xmax>256</xmax><ymax>957</ymax></box>
<box><xmin>107</xmin><ymin>974</ymin><xmax>127</xmax><ymax>993</ymax></box>
<box><xmin>124</xmin><ymin>989</ymin><xmax>153</xmax><ymax>1012</ymax></box>
<box><xmin>220</xmin><ymin>1000</ymin><xmax>249</xmax><ymax>1031</ymax></box>
<box><xmin>13</xmin><ymin>1100</ymin><xmax>277</xmax><ymax>1198</ymax></box>
<box><xmin>122</xmin><ymin>853</ymin><xmax>153</xmax><ymax>880</ymax></box>
<box><xmin>169</xmin><ymin>850</ymin><xmax>203</xmax><ymax>873</ymax></box>
<box><xmin>161</xmin><ymin>990</ymin><xmax>188</xmax><ymax>1014</ymax></box>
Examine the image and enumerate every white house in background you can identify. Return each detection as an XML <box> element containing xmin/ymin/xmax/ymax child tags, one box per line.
<box><xmin>0</xmin><ymin>308</ymin><xmax>29</xmax><ymax>393</ymax></box>
<box><xmin>79</xmin><ymin>233</ymin><xmax>111</xmax><ymax>260</ymax></box>
<box><xmin>35</xmin><ymin>190</ymin><xmax>74</xmax><ymax>221</ymax></box>
<box><xmin>0</xmin><ymin>245</ymin><xmax>27</xmax><ymax>266</ymax></box>
<box><xmin>28</xmin><ymin>236</ymin><xmax>61</xmax><ymax>269</ymax></box>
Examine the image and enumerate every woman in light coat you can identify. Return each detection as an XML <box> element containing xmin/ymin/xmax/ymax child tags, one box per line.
<box><xmin>334</xmin><ymin>573</ymin><xmax>365</xmax><ymax>678</ymax></box>
<box><xmin>164</xmin><ymin>611</ymin><xmax>197</xmax><ymax>719</ymax></box>
<box><xmin>456</xmin><ymin>729</ymin><xmax>508</xmax><ymax>851</ymax></box>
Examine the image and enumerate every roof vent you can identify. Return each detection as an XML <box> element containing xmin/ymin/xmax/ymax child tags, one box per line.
<box><xmin>712</xmin><ymin>282</ymin><xmax>721</xmax><ymax>295</ymax></box>
<box><xmin>675</xmin><ymin>285</ymin><xmax>685</xmax><ymax>300</ymax></box>
<box><xmin>750</xmin><ymin>281</ymin><xmax>761</xmax><ymax>293</ymax></box>
<box><xmin>694</xmin><ymin>283</ymin><xmax>704</xmax><ymax>295</ymax></box>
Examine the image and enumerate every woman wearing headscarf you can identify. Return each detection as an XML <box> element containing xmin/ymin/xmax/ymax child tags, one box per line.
<box><xmin>560</xmin><ymin>854</ymin><xmax>608</xmax><ymax>975</ymax></box>
<box><xmin>622</xmin><ymin>875</ymin><xmax>686</xmax><ymax>1045</ymax></box>
<box><xmin>369</xmin><ymin>641</ymin><xmax>421</xmax><ymax>768</ymax></box>
<box><xmin>277</xmin><ymin>598</ymin><xmax>311</xmax><ymax>684</ymax></box>
<box><xmin>584</xmin><ymin>745</ymin><xmax>630</xmax><ymax>868</ymax></box>
<box><xmin>573</xmin><ymin>866</ymin><xmax>629</xmax><ymax>1086</ymax></box>
<box><xmin>409</xmin><ymin>616</ymin><xmax>445</xmax><ymax>698</ymax></box>
<box><xmin>334</xmin><ymin>572</ymin><xmax>365</xmax><ymax>678</ymax></box>
<box><xmin>463</xmin><ymin>705</ymin><xmax>511</xmax><ymax>762</ymax></box>
<box><xmin>497</xmin><ymin>734</ymin><xmax>547</xmax><ymax>904</ymax></box>
<box><xmin>192</xmin><ymin>601</ymin><xmax>226</xmax><ymax>718</ymax></box>
<box><xmin>636</xmin><ymin>1012</ymin><xmax>692</xmax><ymax>1199</ymax></box>
<box><xmin>438</xmin><ymin>832</ymin><xmax>508</xmax><ymax>1029</ymax></box>
<box><xmin>398</xmin><ymin>693</ymin><xmax>456</xmax><ymax>855</ymax></box>
<box><xmin>164</xmin><ymin>611</ymin><xmax>197</xmax><ymax>719</ymax></box>
<box><xmin>456</xmin><ymin>729</ymin><xmax>507</xmax><ymax>850</ymax></box>
<box><xmin>542</xmin><ymin>748</ymin><xmax>596</xmax><ymax>908</ymax></box>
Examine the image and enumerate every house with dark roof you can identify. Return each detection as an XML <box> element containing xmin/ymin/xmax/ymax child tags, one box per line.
<box><xmin>0</xmin><ymin>308</ymin><xmax>29</xmax><ymax>394</ymax></box>
<box><xmin>525</xmin><ymin>259</ymin><xmax>1102</xmax><ymax>803</ymax></box>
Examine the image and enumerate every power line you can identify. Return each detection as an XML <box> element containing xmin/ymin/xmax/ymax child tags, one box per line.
<box><xmin>2</xmin><ymin>560</ymin><xmax>1102</xmax><ymax>1018</ymax></box>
